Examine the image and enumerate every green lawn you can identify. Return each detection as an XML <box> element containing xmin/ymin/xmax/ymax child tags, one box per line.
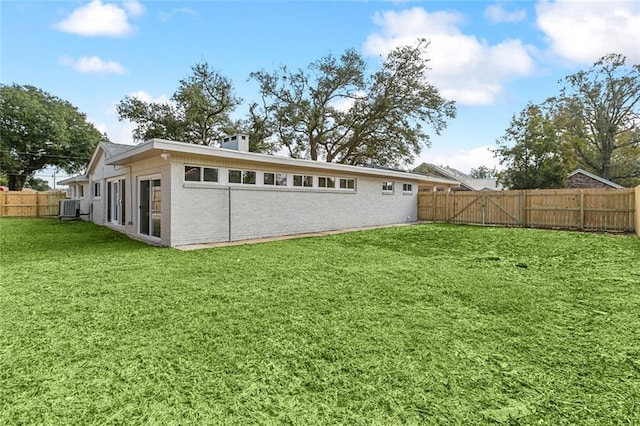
<box><xmin>1</xmin><ymin>219</ymin><xmax>639</xmax><ymax>425</ymax></box>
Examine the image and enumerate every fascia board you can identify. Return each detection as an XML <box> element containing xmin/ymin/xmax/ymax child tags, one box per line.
<box><xmin>106</xmin><ymin>138</ymin><xmax>460</xmax><ymax>186</ymax></box>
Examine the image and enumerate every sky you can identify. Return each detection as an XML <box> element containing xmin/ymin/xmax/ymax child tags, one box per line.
<box><xmin>2</xmin><ymin>0</ymin><xmax>640</xmax><ymax>187</ymax></box>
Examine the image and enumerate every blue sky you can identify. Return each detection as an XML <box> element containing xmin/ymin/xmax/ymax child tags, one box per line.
<box><xmin>2</xmin><ymin>0</ymin><xmax>640</xmax><ymax>186</ymax></box>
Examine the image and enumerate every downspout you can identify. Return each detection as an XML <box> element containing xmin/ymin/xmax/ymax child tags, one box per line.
<box><xmin>228</xmin><ymin>186</ymin><xmax>232</xmax><ymax>242</ymax></box>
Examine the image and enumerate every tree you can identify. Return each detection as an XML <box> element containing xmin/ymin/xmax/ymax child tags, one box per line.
<box><xmin>117</xmin><ymin>61</ymin><xmax>241</xmax><ymax>146</ymax></box>
<box><xmin>26</xmin><ymin>176</ymin><xmax>51</xmax><ymax>191</ymax></box>
<box><xmin>494</xmin><ymin>103</ymin><xmax>573</xmax><ymax>189</ymax></box>
<box><xmin>250</xmin><ymin>39</ymin><xmax>456</xmax><ymax>167</ymax></box>
<box><xmin>0</xmin><ymin>84</ymin><xmax>106</xmax><ymax>191</ymax></box>
<box><xmin>550</xmin><ymin>53</ymin><xmax>640</xmax><ymax>183</ymax></box>
<box><xmin>469</xmin><ymin>166</ymin><xmax>498</xmax><ymax>179</ymax></box>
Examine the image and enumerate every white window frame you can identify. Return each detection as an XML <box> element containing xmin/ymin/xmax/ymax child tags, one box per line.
<box><xmin>293</xmin><ymin>174</ymin><xmax>313</xmax><ymax>188</ymax></box>
<box><xmin>339</xmin><ymin>178</ymin><xmax>356</xmax><ymax>190</ymax></box>
<box><xmin>93</xmin><ymin>181</ymin><xmax>101</xmax><ymax>199</ymax></box>
<box><xmin>382</xmin><ymin>181</ymin><xmax>394</xmax><ymax>193</ymax></box>
<box><xmin>402</xmin><ymin>183</ymin><xmax>413</xmax><ymax>194</ymax></box>
<box><xmin>318</xmin><ymin>176</ymin><xmax>336</xmax><ymax>189</ymax></box>
<box><xmin>184</xmin><ymin>165</ymin><xmax>218</xmax><ymax>183</ymax></box>
<box><xmin>229</xmin><ymin>169</ymin><xmax>256</xmax><ymax>185</ymax></box>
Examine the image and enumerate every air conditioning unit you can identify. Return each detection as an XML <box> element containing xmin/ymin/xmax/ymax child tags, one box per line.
<box><xmin>59</xmin><ymin>199</ymin><xmax>80</xmax><ymax>220</ymax></box>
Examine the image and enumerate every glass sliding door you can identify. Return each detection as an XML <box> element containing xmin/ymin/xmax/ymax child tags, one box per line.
<box><xmin>151</xmin><ymin>179</ymin><xmax>161</xmax><ymax>238</ymax></box>
<box><xmin>139</xmin><ymin>178</ymin><xmax>160</xmax><ymax>238</ymax></box>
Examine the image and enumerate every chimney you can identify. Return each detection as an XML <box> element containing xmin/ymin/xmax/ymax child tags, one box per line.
<box><xmin>220</xmin><ymin>134</ymin><xmax>249</xmax><ymax>152</ymax></box>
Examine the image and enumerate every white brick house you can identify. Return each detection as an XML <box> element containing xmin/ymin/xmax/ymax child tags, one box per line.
<box><xmin>60</xmin><ymin>136</ymin><xmax>459</xmax><ymax>247</ymax></box>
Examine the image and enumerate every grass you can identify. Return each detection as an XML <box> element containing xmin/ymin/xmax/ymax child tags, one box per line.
<box><xmin>1</xmin><ymin>219</ymin><xmax>639</xmax><ymax>425</ymax></box>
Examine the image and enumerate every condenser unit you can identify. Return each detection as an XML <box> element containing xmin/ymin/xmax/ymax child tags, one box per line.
<box><xmin>58</xmin><ymin>199</ymin><xmax>80</xmax><ymax>220</ymax></box>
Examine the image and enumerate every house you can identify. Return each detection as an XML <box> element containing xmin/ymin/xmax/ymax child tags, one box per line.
<box><xmin>59</xmin><ymin>136</ymin><xmax>459</xmax><ymax>247</ymax></box>
<box><xmin>566</xmin><ymin>168</ymin><xmax>623</xmax><ymax>189</ymax></box>
<box><xmin>414</xmin><ymin>163</ymin><xmax>503</xmax><ymax>191</ymax></box>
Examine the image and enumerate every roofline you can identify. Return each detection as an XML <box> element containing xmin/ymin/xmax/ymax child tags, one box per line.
<box><xmin>105</xmin><ymin>139</ymin><xmax>461</xmax><ymax>186</ymax></box>
<box><xmin>58</xmin><ymin>175</ymin><xmax>88</xmax><ymax>185</ymax></box>
<box><xmin>568</xmin><ymin>168</ymin><xmax>623</xmax><ymax>188</ymax></box>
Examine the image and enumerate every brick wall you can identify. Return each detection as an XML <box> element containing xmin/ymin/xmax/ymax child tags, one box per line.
<box><xmin>567</xmin><ymin>172</ymin><xmax>615</xmax><ymax>189</ymax></box>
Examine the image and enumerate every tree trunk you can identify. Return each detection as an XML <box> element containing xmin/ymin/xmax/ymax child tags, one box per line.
<box><xmin>8</xmin><ymin>174</ymin><xmax>27</xmax><ymax>191</ymax></box>
<box><xmin>310</xmin><ymin>142</ymin><xmax>318</xmax><ymax>161</ymax></box>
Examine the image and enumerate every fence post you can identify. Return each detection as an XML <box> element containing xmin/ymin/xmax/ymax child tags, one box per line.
<box><xmin>520</xmin><ymin>191</ymin><xmax>526</xmax><ymax>227</ymax></box>
<box><xmin>635</xmin><ymin>185</ymin><xmax>640</xmax><ymax>237</ymax></box>
<box><xmin>445</xmin><ymin>191</ymin><xmax>450</xmax><ymax>222</ymax></box>
<box><xmin>0</xmin><ymin>192</ymin><xmax>4</xmax><ymax>217</ymax></box>
<box><xmin>580</xmin><ymin>190</ymin><xmax>584</xmax><ymax>230</ymax></box>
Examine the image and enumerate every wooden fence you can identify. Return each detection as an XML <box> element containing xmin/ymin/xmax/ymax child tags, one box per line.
<box><xmin>0</xmin><ymin>191</ymin><xmax>68</xmax><ymax>217</ymax></box>
<box><xmin>418</xmin><ymin>187</ymin><xmax>639</xmax><ymax>235</ymax></box>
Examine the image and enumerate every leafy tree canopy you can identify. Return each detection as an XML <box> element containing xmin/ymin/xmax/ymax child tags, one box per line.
<box><xmin>469</xmin><ymin>166</ymin><xmax>498</xmax><ymax>179</ymax></box>
<box><xmin>548</xmin><ymin>53</ymin><xmax>640</xmax><ymax>184</ymax></box>
<box><xmin>26</xmin><ymin>176</ymin><xmax>51</xmax><ymax>191</ymax></box>
<box><xmin>0</xmin><ymin>84</ymin><xmax>106</xmax><ymax>191</ymax></box>
<box><xmin>494</xmin><ymin>103</ymin><xmax>574</xmax><ymax>189</ymax></box>
<box><xmin>117</xmin><ymin>61</ymin><xmax>241</xmax><ymax>146</ymax></box>
<box><xmin>250</xmin><ymin>39</ymin><xmax>456</xmax><ymax>167</ymax></box>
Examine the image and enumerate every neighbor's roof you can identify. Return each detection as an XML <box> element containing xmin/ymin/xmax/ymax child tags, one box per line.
<box><xmin>105</xmin><ymin>139</ymin><xmax>460</xmax><ymax>186</ymax></box>
<box><xmin>417</xmin><ymin>163</ymin><xmax>503</xmax><ymax>190</ymax></box>
<box><xmin>568</xmin><ymin>168</ymin><xmax>623</xmax><ymax>189</ymax></box>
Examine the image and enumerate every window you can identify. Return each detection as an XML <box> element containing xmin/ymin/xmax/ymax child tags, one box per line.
<box><xmin>229</xmin><ymin>169</ymin><xmax>255</xmax><ymax>184</ymax></box>
<box><xmin>402</xmin><ymin>183</ymin><xmax>413</xmax><ymax>193</ymax></box>
<box><xmin>229</xmin><ymin>170</ymin><xmax>242</xmax><ymax>184</ymax></box>
<box><xmin>276</xmin><ymin>173</ymin><xmax>287</xmax><ymax>186</ymax></box>
<box><xmin>382</xmin><ymin>181</ymin><xmax>394</xmax><ymax>192</ymax></box>
<box><xmin>78</xmin><ymin>185</ymin><xmax>84</xmax><ymax>198</ymax></box>
<box><xmin>293</xmin><ymin>175</ymin><xmax>313</xmax><ymax>187</ymax></box>
<box><xmin>203</xmin><ymin>168</ymin><xmax>218</xmax><ymax>182</ymax></box>
<box><xmin>339</xmin><ymin>178</ymin><xmax>356</xmax><ymax>189</ymax></box>
<box><xmin>185</xmin><ymin>166</ymin><xmax>218</xmax><ymax>183</ymax></box>
<box><xmin>93</xmin><ymin>182</ymin><xmax>101</xmax><ymax>198</ymax></box>
<box><xmin>318</xmin><ymin>177</ymin><xmax>336</xmax><ymax>188</ymax></box>
<box><xmin>107</xmin><ymin>179</ymin><xmax>125</xmax><ymax>226</ymax></box>
<box><xmin>242</xmin><ymin>171</ymin><xmax>256</xmax><ymax>184</ymax></box>
<box><xmin>264</xmin><ymin>172</ymin><xmax>275</xmax><ymax>185</ymax></box>
<box><xmin>185</xmin><ymin>166</ymin><xmax>200</xmax><ymax>182</ymax></box>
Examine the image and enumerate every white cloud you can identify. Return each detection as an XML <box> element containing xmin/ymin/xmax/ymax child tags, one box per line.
<box><xmin>54</xmin><ymin>0</ymin><xmax>142</xmax><ymax>37</ymax></box>
<box><xmin>60</xmin><ymin>55</ymin><xmax>126</xmax><ymax>74</ymax></box>
<box><xmin>123</xmin><ymin>0</ymin><xmax>144</xmax><ymax>17</ymax></box>
<box><xmin>484</xmin><ymin>4</ymin><xmax>527</xmax><ymax>23</ymax></box>
<box><xmin>97</xmin><ymin>91</ymin><xmax>171</xmax><ymax>144</ymax></box>
<box><xmin>330</xmin><ymin>91</ymin><xmax>366</xmax><ymax>112</ymax></box>
<box><xmin>159</xmin><ymin>7</ymin><xmax>197</xmax><ymax>22</ymax></box>
<box><xmin>413</xmin><ymin>145</ymin><xmax>501</xmax><ymax>174</ymax></box>
<box><xmin>127</xmin><ymin>90</ymin><xmax>170</xmax><ymax>104</ymax></box>
<box><xmin>364</xmin><ymin>7</ymin><xmax>535</xmax><ymax>106</ymax></box>
<box><xmin>536</xmin><ymin>0</ymin><xmax>640</xmax><ymax>63</ymax></box>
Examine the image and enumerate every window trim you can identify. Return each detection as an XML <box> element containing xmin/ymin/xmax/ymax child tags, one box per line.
<box><xmin>318</xmin><ymin>176</ymin><xmax>336</xmax><ymax>189</ymax></box>
<box><xmin>382</xmin><ymin>181</ymin><xmax>394</xmax><ymax>193</ymax></box>
<box><xmin>185</xmin><ymin>165</ymin><xmax>219</xmax><ymax>183</ymax></box>
<box><xmin>402</xmin><ymin>183</ymin><xmax>413</xmax><ymax>194</ymax></box>
<box><xmin>93</xmin><ymin>181</ymin><xmax>101</xmax><ymax>199</ymax></box>
<box><xmin>293</xmin><ymin>174</ymin><xmax>314</xmax><ymax>188</ymax></box>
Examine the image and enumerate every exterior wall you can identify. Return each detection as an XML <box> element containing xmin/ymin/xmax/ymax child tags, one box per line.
<box><xmin>68</xmin><ymin>183</ymin><xmax>90</xmax><ymax>219</ymax></box>
<box><xmin>168</xmin><ymin>154</ymin><xmax>418</xmax><ymax>246</ymax></box>
<box><xmin>567</xmin><ymin>173</ymin><xmax>616</xmax><ymax>189</ymax></box>
<box><xmin>228</xmin><ymin>180</ymin><xmax>416</xmax><ymax>242</ymax></box>
<box><xmin>88</xmin><ymin>152</ymin><xmax>172</xmax><ymax>246</ymax></box>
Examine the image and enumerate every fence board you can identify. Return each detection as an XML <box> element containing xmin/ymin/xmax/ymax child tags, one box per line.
<box><xmin>418</xmin><ymin>187</ymin><xmax>637</xmax><ymax>234</ymax></box>
<box><xmin>0</xmin><ymin>192</ymin><xmax>67</xmax><ymax>217</ymax></box>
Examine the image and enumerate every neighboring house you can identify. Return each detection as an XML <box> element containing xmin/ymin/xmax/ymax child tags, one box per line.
<box><xmin>59</xmin><ymin>136</ymin><xmax>459</xmax><ymax>247</ymax></box>
<box><xmin>566</xmin><ymin>168</ymin><xmax>623</xmax><ymax>189</ymax></box>
<box><xmin>415</xmin><ymin>163</ymin><xmax>503</xmax><ymax>191</ymax></box>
